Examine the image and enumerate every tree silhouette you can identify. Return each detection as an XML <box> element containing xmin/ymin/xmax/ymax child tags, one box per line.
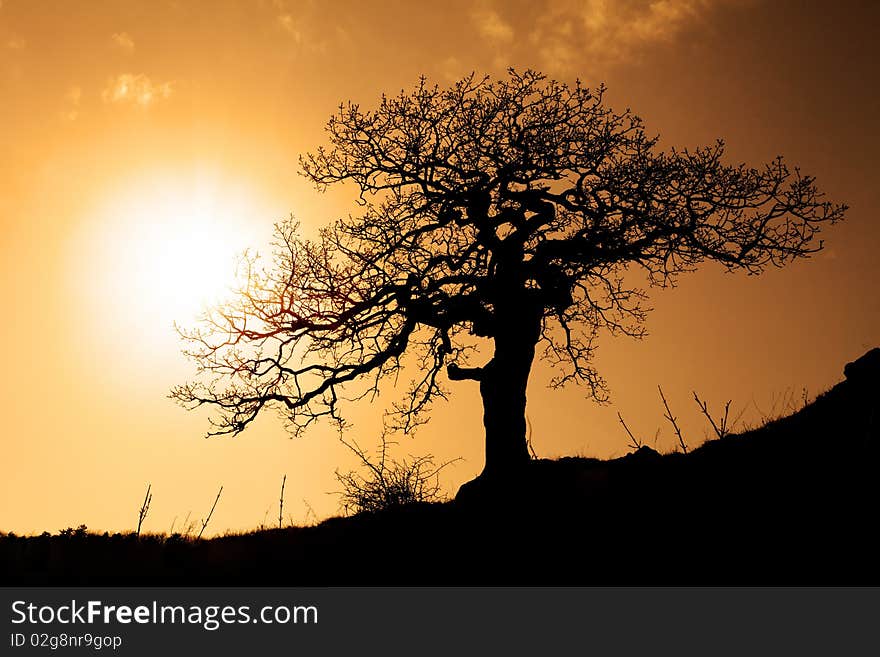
<box><xmin>171</xmin><ymin>70</ymin><xmax>845</xmax><ymax>478</ymax></box>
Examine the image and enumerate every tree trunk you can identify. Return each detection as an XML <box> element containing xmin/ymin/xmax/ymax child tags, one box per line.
<box><xmin>478</xmin><ymin>307</ymin><xmax>541</xmax><ymax>477</ymax></box>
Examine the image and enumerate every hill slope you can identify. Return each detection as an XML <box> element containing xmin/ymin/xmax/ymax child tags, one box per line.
<box><xmin>2</xmin><ymin>349</ymin><xmax>878</xmax><ymax>585</ymax></box>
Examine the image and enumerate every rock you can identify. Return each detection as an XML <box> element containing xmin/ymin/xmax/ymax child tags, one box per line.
<box><xmin>844</xmin><ymin>348</ymin><xmax>880</xmax><ymax>385</ymax></box>
<box><xmin>624</xmin><ymin>445</ymin><xmax>662</xmax><ymax>461</ymax></box>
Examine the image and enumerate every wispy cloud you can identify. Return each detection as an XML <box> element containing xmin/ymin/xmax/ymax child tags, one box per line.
<box><xmin>273</xmin><ymin>1</ymin><xmax>352</xmax><ymax>55</ymax></box>
<box><xmin>102</xmin><ymin>73</ymin><xmax>172</xmax><ymax>107</ymax></box>
<box><xmin>472</xmin><ymin>5</ymin><xmax>515</xmax><ymax>45</ymax></box>
<box><xmin>59</xmin><ymin>86</ymin><xmax>82</xmax><ymax>122</ymax></box>
<box><xmin>469</xmin><ymin>2</ymin><xmax>516</xmax><ymax>69</ymax></box>
<box><xmin>111</xmin><ymin>32</ymin><xmax>135</xmax><ymax>53</ymax></box>
<box><xmin>277</xmin><ymin>13</ymin><xmax>303</xmax><ymax>44</ymax></box>
<box><xmin>439</xmin><ymin>56</ymin><xmax>470</xmax><ymax>82</ymax></box>
<box><xmin>529</xmin><ymin>0</ymin><xmax>736</xmax><ymax>71</ymax></box>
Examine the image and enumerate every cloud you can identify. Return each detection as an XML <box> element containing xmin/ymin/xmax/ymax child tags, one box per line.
<box><xmin>471</xmin><ymin>5</ymin><xmax>515</xmax><ymax>45</ymax></box>
<box><xmin>277</xmin><ymin>13</ymin><xmax>303</xmax><ymax>44</ymax></box>
<box><xmin>439</xmin><ymin>56</ymin><xmax>469</xmax><ymax>82</ymax></box>
<box><xmin>273</xmin><ymin>3</ymin><xmax>349</xmax><ymax>55</ymax></box>
<box><xmin>529</xmin><ymin>0</ymin><xmax>735</xmax><ymax>71</ymax></box>
<box><xmin>6</xmin><ymin>36</ymin><xmax>25</xmax><ymax>50</ymax></box>
<box><xmin>111</xmin><ymin>32</ymin><xmax>135</xmax><ymax>53</ymax></box>
<box><xmin>102</xmin><ymin>73</ymin><xmax>172</xmax><ymax>107</ymax></box>
<box><xmin>469</xmin><ymin>3</ymin><xmax>517</xmax><ymax>69</ymax></box>
<box><xmin>273</xmin><ymin>1</ymin><xmax>303</xmax><ymax>43</ymax></box>
<box><xmin>60</xmin><ymin>86</ymin><xmax>82</xmax><ymax>122</ymax></box>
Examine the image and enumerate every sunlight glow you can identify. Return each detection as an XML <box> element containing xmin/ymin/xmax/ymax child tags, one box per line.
<box><xmin>76</xmin><ymin>168</ymin><xmax>273</xmax><ymax>361</ymax></box>
<box><xmin>120</xmin><ymin>202</ymin><xmax>246</xmax><ymax>323</ymax></box>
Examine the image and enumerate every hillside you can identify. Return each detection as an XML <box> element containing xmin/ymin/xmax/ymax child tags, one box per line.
<box><xmin>2</xmin><ymin>349</ymin><xmax>877</xmax><ymax>585</ymax></box>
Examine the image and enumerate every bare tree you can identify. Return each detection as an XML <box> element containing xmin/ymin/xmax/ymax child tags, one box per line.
<box><xmin>172</xmin><ymin>70</ymin><xmax>845</xmax><ymax>479</ymax></box>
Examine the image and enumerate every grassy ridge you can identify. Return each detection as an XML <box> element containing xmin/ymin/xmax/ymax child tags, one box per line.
<box><xmin>3</xmin><ymin>351</ymin><xmax>878</xmax><ymax>585</ymax></box>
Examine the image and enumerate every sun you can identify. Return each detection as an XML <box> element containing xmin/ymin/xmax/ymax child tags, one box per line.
<box><xmin>75</xmin><ymin>168</ymin><xmax>274</xmax><ymax>358</ymax></box>
<box><xmin>115</xmin><ymin>190</ymin><xmax>250</xmax><ymax>323</ymax></box>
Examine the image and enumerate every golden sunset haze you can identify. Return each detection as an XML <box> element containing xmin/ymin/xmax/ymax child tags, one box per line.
<box><xmin>1</xmin><ymin>0</ymin><xmax>877</xmax><ymax>535</ymax></box>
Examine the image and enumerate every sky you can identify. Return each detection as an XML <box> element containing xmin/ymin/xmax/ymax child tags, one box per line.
<box><xmin>1</xmin><ymin>0</ymin><xmax>877</xmax><ymax>535</ymax></box>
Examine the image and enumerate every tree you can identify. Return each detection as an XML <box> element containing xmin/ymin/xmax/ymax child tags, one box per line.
<box><xmin>171</xmin><ymin>70</ymin><xmax>845</xmax><ymax>479</ymax></box>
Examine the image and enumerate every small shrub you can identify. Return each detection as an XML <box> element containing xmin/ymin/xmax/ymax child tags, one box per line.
<box><xmin>335</xmin><ymin>435</ymin><xmax>459</xmax><ymax>515</ymax></box>
<box><xmin>58</xmin><ymin>525</ymin><xmax>88</xmax><ymax>539</ymax></box>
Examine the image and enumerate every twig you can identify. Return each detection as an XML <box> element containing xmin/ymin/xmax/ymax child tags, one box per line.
<box><xmin>693</xmin><ymin>391</ymin><xmax>731</xmax><ymax>439</ymax></box>
<box><xmin>659</xmin><ymin>385</ymin><xmax>688</xmax><ymax>453</ymax></box>
<box><xmin>617</xmin><ymin>412</ymin><xmax>642</xmax><ymax>450</ymax></box>
<box><xmin>751</xmin><ymin>386</ymin><xmax>811</xmax><ymax>426</ymax></box>
<box><xmin>198</xmin><ymin>486</ymin><xmax>223</xmax><ymax>539</ymax></box>
<box><xmin>526</xmin><ymin>415</ymin><xmax>538</xmax><ymax>459</ymax></box>
<box><xmin>136</xmin><ymin>484</ymin><xmax>152</xmax><ymax>537</ymax></box>
<box><xmin>302</xmin><ymin>498</ymin><xmax>317</xmax><ymax>526</ymax></box>
<box><xmin>169</xmin><ymin>516</ymin><xmax>177</xmax><ymax>535</ymax></box>
<box><xmin>278</xmin><ymin>474</ymin><xmax>287</xmax><ymax>529</ymax></box>
<box><xmin>731</xmin><ymin>403</ymin><xmax>748</xmax><ymax>431</ymax></box>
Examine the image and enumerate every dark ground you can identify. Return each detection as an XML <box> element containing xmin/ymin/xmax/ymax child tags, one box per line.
<box><xmin>2</xmin><ymin>349</ymin><xmax>878</xmax><ymax>586</ymax></box>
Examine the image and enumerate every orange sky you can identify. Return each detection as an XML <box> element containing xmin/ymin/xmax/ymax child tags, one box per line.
<box><xmin>1</xmin><ymin>0</ymin><xmax>877</xmax><ymax>536</ymax></box>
